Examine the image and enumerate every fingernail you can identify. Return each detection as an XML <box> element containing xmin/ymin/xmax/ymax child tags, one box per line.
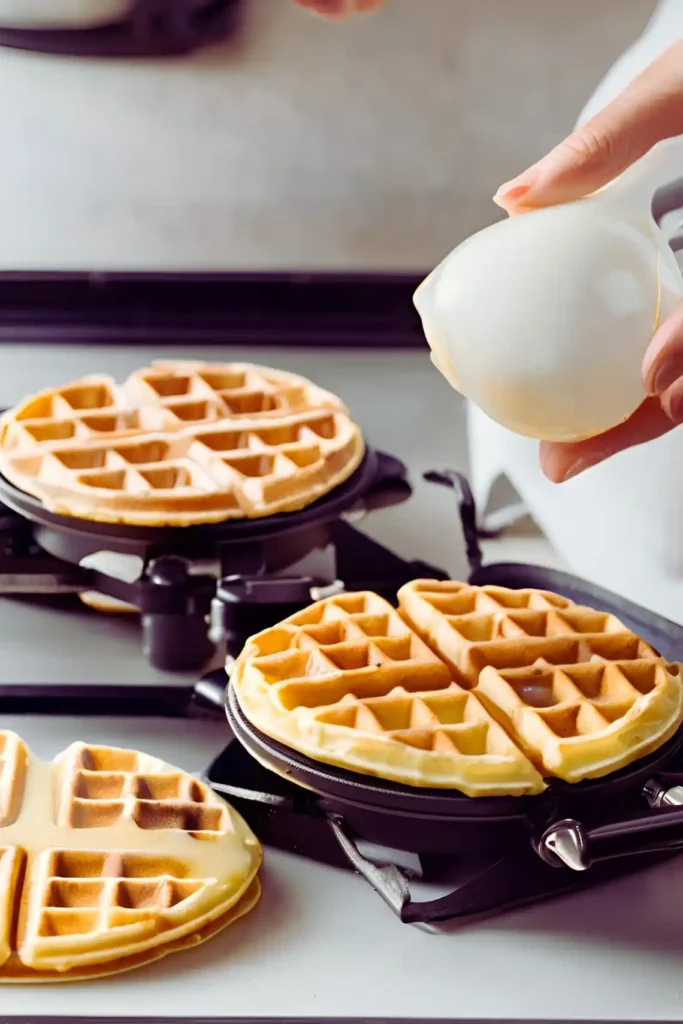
<box><xmin>494</xmin><ymin>163</ymin><xmax>543</xmax><ymax>205</ymax></box>
<box><xmin>493</xmin><ymin>182</ymin><xmax>532</xmax><ymax>208</ymax></box>
<box><xmin>647</xmin><ymin>357</ymin><xmax>680</xmax><ymax>396</ymax></box>
<box><xmin>560</xmin><ymin>455</ymin><xmax>605</xmax><ymax>482</ymax></box>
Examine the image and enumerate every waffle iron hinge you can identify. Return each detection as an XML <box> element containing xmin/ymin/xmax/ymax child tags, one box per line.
<box><xmin>136</xmin><ymin>557</ymin><xmax>218</xmax><ymax>672</ymax></box>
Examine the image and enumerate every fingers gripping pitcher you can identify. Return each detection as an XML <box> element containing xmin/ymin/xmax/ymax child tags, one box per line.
<box><xmin>414</xmin><ymin>139</ymin><xmax>683</xmax><ymax>443</ymax></box>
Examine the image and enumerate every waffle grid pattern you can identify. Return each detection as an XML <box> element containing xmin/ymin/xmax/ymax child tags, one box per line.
<box><xmin>232</xmin><ymin>591</ymin><xmax>547</xmax><ymax>795</ymax></box>
<box><xmin>57</xmin><ymin>745</ymin><xmax>228</xmax><ymax>837</ymax></box>
<box><xmin>33</xmin><ymin>850</ymin><xmax>207</xmax><ymax>953</ymax></box>
<box><xmin>398</xmin><ymin>580</ymin><xmax>656</xmax><ymax>681</ymax></box>
<box><xmin>0</xmin><ymin>362</ymin><xmax>365</xmax><ymax>525</ymax></box>
<box><xmin>232</xmin><ymin>582</ymin><xmax>683</xmax><ymax>793</ymax></box>
<box><xmin>0</xmin><ymin>736</ymin><xmax>262</xmax><ymax>982</ymax></box>
<box><xmin>397</xmin><ymin>581</ymin><xmax>683</xmax><ymax>781</ymax></box>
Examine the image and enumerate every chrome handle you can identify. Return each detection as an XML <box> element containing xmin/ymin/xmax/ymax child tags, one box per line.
<box><xmin>540</xmin><ymin>799</ymin><xmax>683</xmax><ymax>871</ymax></box>
<box><xmin>643</xmin><ymin>780</ymin><xmax>683</xmax><ymax>808</ymax></box>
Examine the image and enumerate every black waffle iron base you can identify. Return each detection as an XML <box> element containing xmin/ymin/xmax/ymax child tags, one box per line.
<box><xmin>0</xmin><ymin>447</ymin><xmax>438</xmax><ymax>671</ymax></box>
<box><xmin>205</xmin><ymin>687</ymin><xmax>683</xmax><ymax>930</ymax></box>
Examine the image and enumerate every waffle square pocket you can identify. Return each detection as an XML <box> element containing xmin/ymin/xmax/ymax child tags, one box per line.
<box><xmin>0</xmin><ymin>734</ymin><xmax>261</xmax><ymax>983</ymax></box>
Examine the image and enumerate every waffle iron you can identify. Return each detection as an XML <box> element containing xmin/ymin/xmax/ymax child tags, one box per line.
<box><xmin>201</xmin><ymin>472</ymin><xmax>683</xmax><ymax>927</ymax></box>
<box><xmin>0</xmin><ymin>446</ymin><xmax>416</xmax><ymax>670</ymax></box>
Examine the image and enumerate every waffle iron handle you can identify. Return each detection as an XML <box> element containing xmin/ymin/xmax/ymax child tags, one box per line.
<box><xmin>539</xmin><ymin>799</ymin><xmax>683</xmax><ymax>871</ymax></box>
<box><xmin>423</xmin><ymin>470</ymin><xmax>483</xmax><ymax>573</ymax></box>
<box><xmin>327</xmin><ymin>817</ymin><xmax>420</xmax><ymax>923</ymax></box>
<box><xmin>328</xmin><ymin>815</ymin><xmax>478</xmax><ymax>931</ymax></box>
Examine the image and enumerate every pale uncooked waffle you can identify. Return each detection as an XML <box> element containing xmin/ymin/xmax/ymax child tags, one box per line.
<box><xmin>230</xmin><ymin>591</ymin><xmax>546</xmax><ymax>796</ymax></box>
<box><xmin>231</xmin><ymin>584</ymin><xmax>683</xmax><ymax>794</ymax></box>
<box><xmin>78</xmin><ymin>592</ymin><xmax>137</xmax><ymax>614</ymax></box>
<box><xmin>398</xmin><ymin>580</ymin><xmax>683</xmax><ymax>782</ymax></box>
<box><xmin>0</xmin><ymin>361</ymin><xmax>365</xmax><ymax>526</ymax></box>
<box><xmin>0</xmin><ymin>732</ymin><xmax>262</xmax><ymax>982</ymax></box>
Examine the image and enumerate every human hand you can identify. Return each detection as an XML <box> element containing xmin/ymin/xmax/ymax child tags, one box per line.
<box><xmin>294</xmin><ymin>0</ymin><xmax>383</xmax><ymax>19</ymax></box>
<box><xmin>493</xmin><ymin>42</ymin><xmax>683</xmax><ymax>483</ymax></box>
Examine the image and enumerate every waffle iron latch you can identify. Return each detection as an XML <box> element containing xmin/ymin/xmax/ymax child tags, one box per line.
<box><xmin>539</xmin><ymin>780</ymin><xmax>683</xmax><ymax>871</ymax></box>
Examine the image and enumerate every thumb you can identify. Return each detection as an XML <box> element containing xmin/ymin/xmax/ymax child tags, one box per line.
<box><xmin>494</xmin><ymin>41</ymin><xmax>683</xmax><ymax>213</ymax></box>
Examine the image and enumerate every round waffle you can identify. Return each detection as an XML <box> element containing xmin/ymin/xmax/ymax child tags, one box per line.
<box><xmin>0</xmin><ymin>732</ymin><xmax>262</xmax><ymax>983</ymax></box>
<box><xmin>230</xmin><ymin>581</ymin><xmax>683</xmax><ymax>796</ymax></box>
<box><xmin>0</xmin><ymin>361</ymin><xmax>365</xmax><ymax>527</ymax></box>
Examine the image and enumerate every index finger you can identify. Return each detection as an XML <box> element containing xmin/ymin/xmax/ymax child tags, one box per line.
<box><xmin>495</xmin><ymin>41</ymin><xmax>683</xmax><ymax>213</ymax></box>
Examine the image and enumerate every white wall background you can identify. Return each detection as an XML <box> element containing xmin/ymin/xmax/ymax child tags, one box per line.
<box><xmin>0</xmin><ymin>0</ymin><xmax>653</xmax><ymax>270</ymax></box>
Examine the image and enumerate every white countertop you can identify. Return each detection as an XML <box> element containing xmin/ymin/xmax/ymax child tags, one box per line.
<box><xmin>1</xmin><ymin>344</ymin><xmax>681</xmax><ymax>1022</ymax></box>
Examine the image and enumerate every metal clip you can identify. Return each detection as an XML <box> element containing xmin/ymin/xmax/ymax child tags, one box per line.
<box><xmin>643</xmin><ymin>779</ymin><xmax>683</xmax><ymax>808</ymax></box>
<box><xmin>538</xmin><ymin>819</ymin><xmax>588</xmax><ymax>871</ymax></box>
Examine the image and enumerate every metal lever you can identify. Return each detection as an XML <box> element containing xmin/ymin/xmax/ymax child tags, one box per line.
<box><xmin>326</xmin><ymin>816</ymin><xmax>438</xmax><ymax>934</ymax></box>
<box><xmin>539</xmin><ymin>819</ymin><xmax>588</xmax><ymax>871</ymax></box>
<box><xmin>540</xmin><ymin>799</ymin><xmax>683</xmax><ymax>871</ymax></box>
<box><xmin>327</xmin><ymin>815</ymin><xmax>558</xmax><ymax>929</ymax></box>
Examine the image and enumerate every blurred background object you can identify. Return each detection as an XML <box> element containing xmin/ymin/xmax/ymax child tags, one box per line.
<box><xmin>0</xmin><ymin>0</ymin><xmax>653</xmax><ymax>271</ymax></box>
<box><xmin>0</xmin><ymin>0</ymin><xmax>129</xmax><ymax>27</ymax></box>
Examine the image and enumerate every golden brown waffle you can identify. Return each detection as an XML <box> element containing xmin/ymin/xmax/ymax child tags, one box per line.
<box><xmin>231</xmin><ymin>583</ymin><xmax>683</xmax><ymax>794</ymax></box>
<box><xmin>399</xmin><ymin>580</ymin><xmax>683</xmax><ymax>782</ymax></box>
<box><xmin>0</xmin><ymin>361</ymin><xmax>365</xmax><ymax>526</ymax></box>
<box><xmin>231</xmin><ymin>591</ymin><xmax>546</xmax><ymax>795</ymax></box>
<box><xmin>0</xmin><ymin>733</ymin><xmax>262</xmax><ymax>983</ymax></box>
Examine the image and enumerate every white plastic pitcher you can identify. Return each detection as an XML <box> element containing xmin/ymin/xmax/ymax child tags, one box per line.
<box><xmin>414</xmin><ymin>138</ymin><xmax>683</xmax><ymax>443</ymax></box>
